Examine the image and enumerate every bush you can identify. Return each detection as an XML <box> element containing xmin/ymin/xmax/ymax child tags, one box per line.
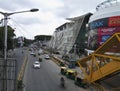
<box><xmin>62</xmin><ymin>55</ymin><xmax>69</xmax><ymax>61</ymax></box>
<box><xmin>17</xmin><ymin>80</ymin><xmax>23</xmax><ymax>89</ymax></box>
<box><xmin>39</xmin><ymin>57</ymin><xmax>42</xmax><ymax>62</ymax></box>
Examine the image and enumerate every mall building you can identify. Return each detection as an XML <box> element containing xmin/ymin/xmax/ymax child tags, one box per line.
<box><xmin>88</xmin><ymin>0</ymin><xmax>120</xmax><ymax>50</ymax></box>
<box><xmin>49</xmin><ymin>0</ymin><xmax>120</xmax><ymax>55</ymax></box>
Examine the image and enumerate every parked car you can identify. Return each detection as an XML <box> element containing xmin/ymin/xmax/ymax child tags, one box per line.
<box><xmin>33</xmin><ymin>61</ymin><xmax>40</xmax><ymax>69</ymax></box>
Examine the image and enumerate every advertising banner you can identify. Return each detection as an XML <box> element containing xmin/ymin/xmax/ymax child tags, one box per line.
<box><xmin>89</xmin><ymin>16</ymin><xmax>120</xmax><ymax>29</ymax></box>
<box><xmin>98</xmin><ymin>27</ymin><xmax>120</xmax><ymax>46</ymax></box>
<box><xmin>89</xmin><ymin>18</ymin><xmax>108</xmax><ymax>29</ymax></box>
<box><xmin>108</xmin><ymin>16</ymin><xmax>120</xmax><ymax>27</ymax></box>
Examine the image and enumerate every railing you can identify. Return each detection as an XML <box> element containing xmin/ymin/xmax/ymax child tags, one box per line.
<box><xmin>96</xmin><ymin>0</ymin><xmax>118</xmax><ymax>11</ymax></box>
<box><xmin>77</xmin><ymin>33</ymin><xmax>120</xmax><ymax>90</ymax></box>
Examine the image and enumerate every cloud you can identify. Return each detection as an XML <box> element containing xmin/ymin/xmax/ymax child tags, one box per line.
<box><xmin>54</xmin><ymin>0</ymin><xmax>106</xmax><ymax>18</ymax></box>
<box><xmin>0</xmin><ymin>0</ymin><xmax>109</xmax><ymax>39</ymax></box>
<box><xmin>0</xmin><ymin>0</ymin><xmax>31</xmax><ymax>11</ymax></box>
<box><xmin>10</xmin><ymin>10</ymin><xmax>58</xmax><ymax>25</ymax></box>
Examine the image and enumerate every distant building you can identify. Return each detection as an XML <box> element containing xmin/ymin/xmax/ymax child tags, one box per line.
<box><xmin>17</xmin><ymin>36</ymin><xmax>24</xmax><ymax>47</ymax></box>
<box><xmin>49</xmin><ymin>13</ymin><xmax>92</xmax><ymax>55</ymax></box>
<box><xmin>88</xmin><ymin>0</ymin><xmax>120</xmax><ymax>50</ymax></box>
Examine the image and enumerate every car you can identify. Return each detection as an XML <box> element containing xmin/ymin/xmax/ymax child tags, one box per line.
<box><xmin>33</xmin><ymin>61</ymin><xmax>40</xmax><ymax>68</ymax></box>
<box><xmin>30</xmin><ymin>52</ymin><xmax>35</xmax><ymax>55</ymax></box>
<box><xmin>38</xmin><ymin>49</ymin><xmax>43</xmax><ymax>55</ymax></box>
<box><xmin>30</xmin><ymin>52</ymin><xmax>36</xmax><ymax>56</ymax></box>
<box><xmin>45</xmin><ymin>54</ymin><xmax>50</xmax><ymax>59</ymax></box>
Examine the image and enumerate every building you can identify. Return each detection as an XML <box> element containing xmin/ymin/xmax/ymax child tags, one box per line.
<box><xmin>49</xmin><ymin>22</ymin><xmax>74</xmax><ymax>54</ymax></box>
<box><xmin>88</xmin><ymin>0</ymin><xmax>120</xmax><ymax>50</ymax></box>
<box><xmin>49</xmin><ymin>13</ymin><xmax>92</xmax><ymax>56</ymax></box>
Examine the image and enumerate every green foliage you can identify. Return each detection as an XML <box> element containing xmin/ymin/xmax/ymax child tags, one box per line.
<box><xmin>39</xmin><ymin>57</ymin><xmax>42</xmax><ymax>62</ymax></box>
<box><xmin>62</xmin><ymin>55</ymin><xmax>69</xmax><ymax>61</ymax></box>
<box><xmin>34</xmin><ymin>35</ymin><xmax>52</xmax><ymax>41</ymax></box>
<box><xmin>17</xmin><ymin>80</ymin><xmax>24</xmax><ymax>89</ymax></box>
<box><xmin>23</xmin><ymin>38</ymin><xmax>34</xmax><ymax>46</ymax></box>
<box><xmin>0</xmin><ymin>27</ymin><xmax>4</xmax><ymax>51</ymax></box>
<box><xmin>0</xmin><ymin>26</ymin><xmax>16</xmax><ymax>51</ymax></box>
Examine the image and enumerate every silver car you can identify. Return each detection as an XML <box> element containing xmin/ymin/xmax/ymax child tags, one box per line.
<box><xmin>45</xmin><ymin>55</ymin><xmax>50</xmax><ymax>59</ymax></box>
<box><xmin>33</xmin><ymin>61</ymin><xmax>40</xmax><ymax>69</ymax></box>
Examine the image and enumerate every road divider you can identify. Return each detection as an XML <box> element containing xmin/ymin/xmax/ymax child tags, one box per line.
<box><xmin>51</xmin><ymin>55</ymin><xmax>67</xmax><ymax>66</ymax></box>
<box><xmin>17</xmin><ymin>52</ymin><xmax>28</xmax><ymax>81</ymax></box>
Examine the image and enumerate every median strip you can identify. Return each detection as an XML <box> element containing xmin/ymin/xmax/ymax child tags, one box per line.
<box><xmin>17</xmin><ymin>55</ymin><xmax>28</xmax><ymax>81</ymax></box>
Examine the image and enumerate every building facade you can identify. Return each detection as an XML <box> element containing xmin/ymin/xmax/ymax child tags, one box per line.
<box><xmin>88</xmin><ymin>0</ymin><xmax>120</xmax><ymax>50</ymax></box>
<box><xmin>49</xmin><ymin>13</ymin><xmax>92</xmax><ymax>56</ymax></box>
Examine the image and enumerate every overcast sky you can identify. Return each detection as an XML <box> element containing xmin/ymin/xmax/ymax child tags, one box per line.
<box><xmin>0</xmin><ymin>0</ymin><xmax>107</xmax><ymax>39</ymax></box>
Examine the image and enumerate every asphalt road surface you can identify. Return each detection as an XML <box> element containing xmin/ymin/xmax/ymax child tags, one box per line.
<box><xmin>23</xmin><ymin>53</ymin><xmax>87</xmax><ymax>91</ymax></box>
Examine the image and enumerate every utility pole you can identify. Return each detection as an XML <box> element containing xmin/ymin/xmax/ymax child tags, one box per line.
<box><xmin>0</xmin><ymin>8</ymin><xmax>39</xmax><ymax>91</ymax></box>
<box><xmin>74</xmin><ymin>44</ymin><xmax>76</xmax><ymax>61</ymax></box>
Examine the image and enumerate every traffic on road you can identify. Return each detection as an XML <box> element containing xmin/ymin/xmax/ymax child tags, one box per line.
<box><xmin>22</xmin><ymin>48</ymin><xmax>87</xmax><ymax>91</ymax></box>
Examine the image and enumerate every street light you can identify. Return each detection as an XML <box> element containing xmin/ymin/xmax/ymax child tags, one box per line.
<box><xmin>0</xmin><ymin>8</ymin><xmax>39</xmax><ymax>60</ymax></box>
<box><xmin>74</xmin><ymin>44</ymin><xmax>76</xmax><ymax>61</ymax></box>
<box><xmin>0</xmin><ymin>8</ymin><xmax>39</xmax><ymax>91</ymax></box>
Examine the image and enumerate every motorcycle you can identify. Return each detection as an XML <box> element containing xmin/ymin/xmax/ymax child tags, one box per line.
<box><xmin>60</xmin><ymin>77</ymin><xmax>65</xmax><ymax>88</ymax></box>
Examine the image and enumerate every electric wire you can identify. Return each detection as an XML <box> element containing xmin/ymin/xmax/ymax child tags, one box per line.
<box><xmin>8</xmin><ymin>23</ymin><xmax>25</xmax><ymax>37</ymax></box>
<box><xmin>9</xmin><ymin>18</ymin><xmax>33</xmax><ymax>39</ymax></box>
<box><xmin>10</xmin><ymin>18</ymin><xmax>32</xmax><ymax>38</ymax></box>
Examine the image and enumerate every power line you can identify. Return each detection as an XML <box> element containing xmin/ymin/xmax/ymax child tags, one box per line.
<box><xmin>9</xmin><ymin>18</ymin><xmax>33</xmax><ymax>39</ymax></box>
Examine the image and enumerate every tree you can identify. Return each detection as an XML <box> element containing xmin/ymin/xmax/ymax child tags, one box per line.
<box><xmin>34</xmin><ymin>35</ymin><xmax>52</xmax><ymax>41</ymax></box>
<box><xmin>23</xmin><ymin>38</ymin><xmax>34</xmax><ymax>46</ymax></box>
<box><xmin>0</xmin><ymin>26</ymin><xmax>16</xmax><ymax>52</ymax></box>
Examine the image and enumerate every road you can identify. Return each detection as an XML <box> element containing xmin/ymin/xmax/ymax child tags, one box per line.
<box><xmin>14</xmin><ymin>48</ymin><xmax>27</xmax><ymax>78</ymax></box>
<box><xmin>23</xmin><ymin>53</ymin><xmax>87</xmax><ymax>91</ymax></box>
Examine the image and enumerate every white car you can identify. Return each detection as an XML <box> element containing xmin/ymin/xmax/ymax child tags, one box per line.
<box><xmin>38</xmin><ymin>49</ymin><xmax>43</xmax><ymax>55</ymax></box>
<box><xmin>30</xmin><ymin>52</ymin><xmax>35</xmax><ymax>55</ymax></box>
<box><xmin>33</xmin><ymin>61</ymin><xmax>40</xmax><ymax>68</ymax></box>
<box><xmin>45</xmin><ymin>55</ymin><xmax>50</xmax><ymax>59</ymax></box>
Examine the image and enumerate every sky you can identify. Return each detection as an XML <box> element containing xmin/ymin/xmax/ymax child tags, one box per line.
<box><xmin>0</xmin><ymin>0</ymin><xmax>106</xmax><ymax>39</ymax></box>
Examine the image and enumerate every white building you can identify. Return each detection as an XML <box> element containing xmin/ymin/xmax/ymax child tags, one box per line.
<box><xmin>49</xmin><ymin>22</ymin><xmax>74</xmax><ymax>54</ymax></box>
<box><xmin>49</xmin><ymin>13</ymin><xmax>92</xmax><ymax>55</ymax></box>
<box><xmin>88</xmin><ymin>0</ymin><xmax>120</xmax><ymax>50</ymax></box>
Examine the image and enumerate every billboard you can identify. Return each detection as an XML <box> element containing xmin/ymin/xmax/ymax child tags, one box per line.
<box><xmin>89</xmin><ymin>18</ymin><xmax>108</xmax><ymax>29</ymax></box>
<box><xmin>89</xmin><ymin>16</ymin><xmax>120</xmax><ymax>29</ymax></box>
<box><xmin>98</xmin><ymin>27</ymin><xmax>120</xmax><ymax>46</ymax></box>
<box><xmin>108</xmin><ymin>16</ymin><xmax>120</xmax><ymax>27</ymax></box>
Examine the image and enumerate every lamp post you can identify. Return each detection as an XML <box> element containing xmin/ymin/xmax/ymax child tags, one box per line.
<box><xmin>74</xmin><ymin>44</ymin><xmax>76</xmax><ymax>61</ymax></box>
<box><xmin>0</xmin><ymin>8</ymin><xmax>39</xmax><ymax>91</ymax></box>
<box><xmin>0</xmin><ymin>8</ymin><xmax>39</xmax><ymax>61</ymax></box>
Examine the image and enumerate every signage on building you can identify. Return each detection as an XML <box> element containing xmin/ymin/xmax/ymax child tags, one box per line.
<box><xmin>98</xmin><ymin>27</ymin><xmax>120</xmax><ymax>46</ymax></box>
<box><xmin>89</xmin><ymin>16</ymin><xmax>120</xmax><ymax>29</ymax></box>
<box><xmin>89</xmin><ymin>18</ymin><xmax>108</xmax><ymax>29</ymax></box>
<box><xmin>108</xmin><ymin>16</ymin><xmax>120</xmax><ymax>27</ymax></box>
